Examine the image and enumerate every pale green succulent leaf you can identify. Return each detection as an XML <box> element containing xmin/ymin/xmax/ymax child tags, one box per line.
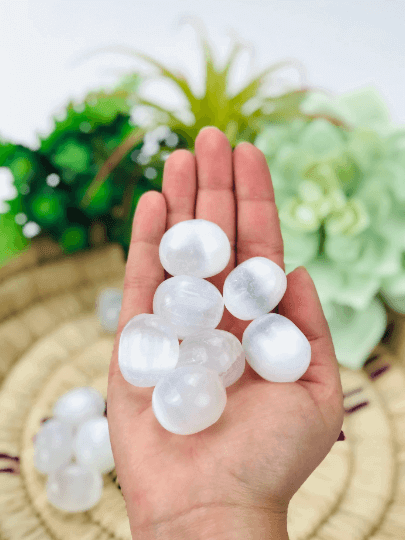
<box><xmin>336</xmin><ymin>86</ymin><xmax>392</xmax><ymax>129</ymax></box>
<box><xmin>281</xmin><ymin>225</ymin><xmax>320</xmax><ymax>265</ymax></box>
<box><xmin>324</xmin><ymin>233</ymin><xmax>363</xmax><ymax>263</ymax></box>
<box><xmin>279</xmin><ymin>197</ymin><xmax>321</xmax><ymax>232</ymax></box>
<box><xmin>327</xmin><ymin>297</ymin><xmax>387</xmax><ymax>369</ymax></box>
<box><xmin>305</xmin><ymin>258</ymin><xmax>345</xmax><ymax>305</ymax></box>
<box><xmin>337</xmin><ymin>271</ymin><xmax>381</xmax><ymax>311</ymax></box>
<box><xmin>324</xmin><ymin>198</ymin><xmax>370</xmax><ymax>236</ymax></box>
<box><xmin>299</xmin><ymin>118</ymin><xmax>345</xmax><ymax>159</ymax></box>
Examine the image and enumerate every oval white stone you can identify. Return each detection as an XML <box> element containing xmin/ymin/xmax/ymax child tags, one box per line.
<box><xmin>223</xmin><ymin>257</ymin><xmax>287</xmax><ymax>320</ymax></box>
<box><xmin>46</xmin><ymin>463</ymin><xmax>103</xmax><ymax>513</ymax></box>
<box><xmin>178</xmin><ymin>330</ymin><xmax>245</xmax><ymax>387</ymax></box>
<box><xmin>74</xmin><ymin>417</ymin><xmax>115</xmax><ymax>474</ymax></box>
<box><xmin>34</xmin><ymin>419</ymin><xmax>74</xmax><ymax>474</ymax></box>
<box><xmin>242</xmin><ymin>313</ymin><xmax>311</xmax><ymax>382</ymax></box>
<box><xmin>118</xmin><ymin>314</ymin><xmax>179</xmax><ymax>387</ymax></box>
<box><xmin>152</xmin><ymin>365</ymin><xmax>227</xmax><ymax>435</ymax></box>
<box><xmin>96</xmin><ymin>288</ymin><xmax>122</xmax><ymax>332</ymax></box>
<box><xmin>159</xmin><ymin>219</ymin><xmax>231</xmax><ymax>278</ymax></box>
<box><xmin>53</xmin><ymin>387</ymin><xmax>105</xmax><ymax>427</ymax></box>
<box><xmin>153</xmin><ymin>276</ymin><xmax>224</xmax><ymax>339</ymax></box>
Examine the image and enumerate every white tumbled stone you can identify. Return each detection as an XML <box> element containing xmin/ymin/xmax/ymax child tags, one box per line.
<box><xmin>153</xmin><ymin>276</ymin><xmax>224</xmax><ymax>339</ymax></box>
<box><xmin>96</xmin><ymin>288</ymin><xmax>123</xmax><ymax>332</ymax></box>
<box><xmin>159</xmin><ymin>219</ymin><xmax>231</xmax><ymax>278</ymax></box>
<box><xmin>118</xmin><ymin>314</ymin><xmax>179</xmax><ymax>387</ymax></box>
<box><xmin>74</xmin><ymin>417</ymin><xmax>115</xmax><ymax>474</ymax></box>
<box><xmin>223</xmin><ymin>257</ymin><xmax>287</xmax><ymax>321</ymax></box>
<box><xmin>53</xmin><ymin>387</ymin><xmax>105</xmax><ymax>427</ymax></box>
<box><xmin>242</xmin><ymin>313</ymin><xmax>311</xmax><ymax>383</ymax></box>
<box><xmin>46</xmin><ymin>463</ymin><xmax>103</xmax><ymax>513</ymax></box>
<box><xmin>33</xmin><ymin>419</ymin><xmax>74</xmax><ymax>474</ymax></box>
<box><xmin>178</xmin><ymin>330</ymin><xmax>245</xmax><ymax>387</ymax></box>
<box><xmin>152</xmin><ymin>365</ymin><xmax>227</xmax><ymax>435</ymax></box>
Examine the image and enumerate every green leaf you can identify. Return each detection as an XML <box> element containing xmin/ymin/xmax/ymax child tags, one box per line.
<box><xmin>327</xmin><ymin>297</ymin><xmax>387</xmax><ymax>369</ymax></box>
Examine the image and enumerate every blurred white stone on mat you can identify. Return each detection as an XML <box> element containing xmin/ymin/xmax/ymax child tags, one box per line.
<box><xmin>46</xmin><ymin>463</ymin><xmax>103</xmax><ymax>512</ymax></box>
<box><xmin>53</xmin><ymin>387</ymin><xmax>105</xmax><ymax>427</ymax></box>
<box><xmin>33</xmin><ymin>419</ymin><xmax>74</xmax><ymax>474</ymax></box>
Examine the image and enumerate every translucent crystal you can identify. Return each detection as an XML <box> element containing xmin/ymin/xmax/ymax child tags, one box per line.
<box><xmin>33</xmin><ymin>419</ymin><xmax>74</xmax><ymax>474</ymax></box>
<box><xmin>242</xmin><ymin>313</ymin><xmax>311</xmax><ymax>382</ymax></box>
<box><xmin>53</xmin><ymin>387</ymin><xmax>105</xmax><ymax>427</ymax></box>
<box><xmin>74</xmin><ymin>417</ymin><xmax>115</xmax><ymax>474</ymax></box>
<box><xmin>118</xmin><ymin>314</ymin><xmax>179</xmax><ymax>387</ymax></box>
<box><xmin>153</xmin><ymin>276</ymin><xmax>224</xmax><ymax>339</ymax></box>
<box><xmin>46</xmin><ymin>463</ymin><xmax>103</xmax><ymax>512</ymax></box>
<box><xmin>152</xmin><ymin>365</ymin><xmax>227</xmax><ymax>435</ymax></box>
<box><xmin>159</xmin><ymin>219</ymin><xmax>231</xmax><ymax>278</ymax></box>
<box><xmin>178</xmin><ymin>330</ymin><xmax>245</xmax><ymax>387</ymax></box>
<box><xmin>223</xmin><ymin>257</ymin><xmax>287</xmax><ymax>320</ymax></box>
<box><xmin>96</xmin><ymin>288</ymin><xmax>122</xmax><ymax>332</ymax></box>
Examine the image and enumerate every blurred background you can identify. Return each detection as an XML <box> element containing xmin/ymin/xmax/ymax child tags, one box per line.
<box><xmin>1</xmin><ymin>1</ymin><xmax>405</xmax><ymax>538</ymax></box>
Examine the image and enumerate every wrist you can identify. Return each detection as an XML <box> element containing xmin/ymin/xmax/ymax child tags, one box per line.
<box><xmin>130</xmin><ymin>505</ymin><xmax>289</xmax><ymax>540</ymax></box>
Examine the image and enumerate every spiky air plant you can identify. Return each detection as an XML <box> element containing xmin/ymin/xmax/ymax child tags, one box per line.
<box><xmin>75</xmin><ymin>17</ymin><xmax>318</xmax><ymax>209</ymax></box>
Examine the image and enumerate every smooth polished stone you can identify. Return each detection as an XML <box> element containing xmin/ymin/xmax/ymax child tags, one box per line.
<box><xmin>33</xmin><ymin>419</ymin><xmax>74</xmax><ymax>474</ymax></box>
<box><xmin>118</xmin><ymin>314</ymin><xmax>179</xmax><ymax>387</ymax></box>
<box><xmin>74</xmin><ymin>417</ymin><xmax>115</xmax><ymax>474</ymax></box>
<box><xmin>242</xmin><ymin>313</ymin><xmax>311</xmax><ymax>382</ymax></box>
<box><xmin>159</xmin><ymin>219</ymin><xmax>231</xmax><ymax>278</ymax></box>
<box><xmin>46</xmin><ymin>464</ymin><xmax>103</xmax><ymax>512</ymax></box>
<box><xmin>53</xmin><ymin>388</ymin><xmax>105</xmax><ymax>427</ymax></box>
<box><xmin>96</xmin><ymin>288</ymin><xmax>122</xmax><ymax>332</ymax></box>
<box><xmin>153</xmin><ymin>276</ymin><xmax>224</xmax><ymax>339</ymax></box>
<box><xmin>178</xmin><ymin>330</ymin><xmax>245</xmax><ymax>387</ymax></box>
<box><xmin>152</xmin><ymin>365</ymin><xmax>227</xmax><ymax>435</ymax></box>
<box><xmin>223</xmin><ymin>257</ymin><xmax>287</xmax><ymax>321</ymax></box>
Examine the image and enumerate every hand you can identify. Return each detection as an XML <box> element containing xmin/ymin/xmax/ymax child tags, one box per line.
<box><xmin>107</xmin><ymin>126</ymin><xmax>345</xmax><ymax>540</ymax></box>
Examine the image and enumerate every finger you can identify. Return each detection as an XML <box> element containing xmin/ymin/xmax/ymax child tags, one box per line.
<box><xmin>278</xmin><ymin>266</ymin><xmax>344</xmax><ymax>412</ymax></box>
<box><xmin>194</xmin><ymin>126</ymin><xmax>236</xmax><ymax>289</ymax></box>
<box><xmin>162</xmin><ymin>149</ymin><xmax>197</xmax><ymax>228</ymax></box>
<box><xmin>233</xmin><ymin>142</ymin><xmax>284</xmax><ymax>271</ymax></box>
<box><xmin>109</xmin><ymin>191</ymin><xmax>167</xmax><ymax>387</ymax></box>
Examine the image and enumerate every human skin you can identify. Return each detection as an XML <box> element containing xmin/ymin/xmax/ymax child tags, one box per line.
<box><xmin>107</xmin><ymin>126</ymin><xmax>345</xmax><ymax>539</ymax></box>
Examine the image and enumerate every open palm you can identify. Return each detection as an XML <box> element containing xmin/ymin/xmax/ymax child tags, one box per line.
<box><xmin>107</xmin><ymin>127</ymin><xmax>345</xmax><ymax>537</ymax></box>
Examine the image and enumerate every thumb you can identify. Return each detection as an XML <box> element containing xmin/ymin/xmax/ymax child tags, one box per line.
<box><xmin>278</xmin><ymin>265</ymin><xmax>342</xmax><ymax>395</ymax></box>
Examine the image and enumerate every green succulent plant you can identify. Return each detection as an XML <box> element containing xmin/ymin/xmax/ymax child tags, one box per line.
<box><xmin>255</xmin><ymin>86</ymin><xmax>405</xmax><ymax>369</ymax></box>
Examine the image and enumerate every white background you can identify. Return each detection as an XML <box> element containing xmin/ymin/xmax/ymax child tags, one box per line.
<box><xmin>0</xmin><ymin>0</ymin><xmax>404</xmax><ymax>149</ymax></box>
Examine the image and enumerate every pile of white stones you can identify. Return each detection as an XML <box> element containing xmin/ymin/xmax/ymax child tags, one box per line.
<box><xmin>33</xmin><ymin>387</ymin><xmax>114</xmax><ymax>512</ymax></box>
<box><xmin>119</xmin><ymin>219</ymin><xmax>311</xmax><ymax>436</ymax></box>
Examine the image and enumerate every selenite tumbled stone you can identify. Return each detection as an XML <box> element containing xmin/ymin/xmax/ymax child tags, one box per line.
<box><xmin>74</xmin><ymin>417</ymin><xmax>115</xmax><ymax>474</ymax></box>
<box><xmin>242</xmin><ymin>313</ymin><xmax>311</xmax><ymax>383</ymax></box>
<box><xmin>223</xmin><ymin>257</ymin><xmax>287</xmax><ymax>321</ymax></box>
<box><xmin>96</xmin><ymin>288</ymin><xmax>123</xmax><ymax>333</ymax></box>
<box><xmin>53</xmin><ymin>387</ymin><xmax>105</xmax><ymax>427</ymax></box>
<box><xmin>152</xmin><ymin>365</ymin><xmax>227</xmax><ymax>435</ymax></box>
<box><xmin>33</xmin><ymin>419</ymin><xmax>74</xmax><ymax>474</ymax></box>
<box><xmin>159</xmin><ymin>219</ymin><xmax>231</xmax><ymax>278</ymax></box>
<box><xmin>118</xmin><ymin>314</ymin><xmax>179</xmax><ymax>387</ymax></box>
<box><xmin>153</xmin><ymin>276</ymin><xmax>224</xmax><ymax>339</ymax></box>
<box><xmin>46</xmin><ymin>463</ymin><xmax>103</xmax><ymax>512</ymax></box>
<box><xmin>178</xmin><ymin>330</ymin><xmax>245</xmax><ymax>387</ymax></box>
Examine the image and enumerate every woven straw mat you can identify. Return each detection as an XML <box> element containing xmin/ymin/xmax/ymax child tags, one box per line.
<box><xmin>0</xmin><ymin>239</ymin><xmax>405</xmax><ymax>540</ymax></box>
